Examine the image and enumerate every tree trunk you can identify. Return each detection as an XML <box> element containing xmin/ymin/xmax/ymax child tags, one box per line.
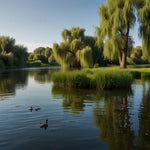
<box><xmin>119</xmin><ymin>20</ymin><xmax>130</xmax><ymax>69</ymax></box>
<box><xmin>119</xmin><ymin>51</ymin><xmax>127</xmax><ymax>69</ymax></box>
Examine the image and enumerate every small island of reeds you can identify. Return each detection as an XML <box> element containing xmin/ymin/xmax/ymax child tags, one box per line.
<box><xmin>52</xmin><ymin>69</ymin><xmax>133</xmax><ymax>90</ymax></box>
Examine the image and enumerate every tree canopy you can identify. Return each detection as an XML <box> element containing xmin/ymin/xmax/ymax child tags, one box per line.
<box><xmin>0</xmin><ymin>36</ymin><xmax>28</xmax><ymax>68</ymax></box>
<box><xmin>137</xmin><ymin>0</ymin><xmax>150</xmax><ymax>59</ymax></box>
<box><xmin>28</xmin><ymin>46</ymin><xmax>56</xmax><ymax>65</ymax></box>
<box><xmin>53</xmin><ymin>27</ymin><xmax>93</xmax><ymax>68</ymax></box>
<box><xmin>96</xmin><ymin>0</ymin><xmax>150</xmax><ymax>68</ymax></box>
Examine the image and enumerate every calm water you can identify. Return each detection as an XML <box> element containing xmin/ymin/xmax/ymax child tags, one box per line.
<box><xmin>0</xmin><ymin>68</ymin><xmax>150</xmax><ymax>150</ymax></box>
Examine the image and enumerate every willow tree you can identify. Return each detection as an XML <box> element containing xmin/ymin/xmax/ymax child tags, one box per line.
<box><xmin>0</xmin><ymin>36</ymin><xmax>15</xmax><ymax>54</ymax></box>
<box><xmin>96</xmin><ymin>0</ymin><xmax>150</xmax><ymax>68</ymax></box>
<box><xmin>96</xmin><ymin>0</ymin><xmax>136</xmax><ymax>69</ymax></box>
<box><xmin>137</xmin><ymin>0</ymin><xmax>150</xmax><ymax>59</ymax></box>
<box><xmin>53</xmin><ymin>27</ymin><xmax>93</xmax><ymax>68</ymax></box>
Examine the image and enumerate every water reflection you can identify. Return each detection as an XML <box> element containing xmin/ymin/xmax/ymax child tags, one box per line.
<box><xmin>52</xmin><ymin>87</ymin><xmax>133</xmax><ymax>114</ymax></box>
<box><xmin>52</xmin><ymin>87</ymin><xmax>137</xmax><ymax>149</ymax></box>
<box><xmin>0</xmin><ymin>68</ymin><xmax>59</xmax><ymax>99</ymax></box>
<box><xmin>0</xmin><ymin>68</ymin><xmax>150</xmax><ymax>150</ymax></box>
<box><xmin>29</xmin><ymin>68</ymin><xmax>59</xmax><ymax>83</ymax></box>
<box><xmin>0</xmin><ymin>70</ymin><xmax>28</xmax><ymax>99</ymax></box>
<box><xmin>137</xmin><ymin>82</ymin><xmax>150</xmax><ymax>149</ymax></box>
<box><xmin>93</xmin><ymin>96</ymin><xmax>134</xmax><ymax>150</ymax></box>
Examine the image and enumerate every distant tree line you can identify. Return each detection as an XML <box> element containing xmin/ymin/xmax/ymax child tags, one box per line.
<box><xmin>0</xmin><ymin>36</ymin><xmax>28</xmax><ymax>68</ymax></box>
<box><xmin>28</xmin><ymin>47</ymin><xmax>56</xmax><ymax>65</ymax></box>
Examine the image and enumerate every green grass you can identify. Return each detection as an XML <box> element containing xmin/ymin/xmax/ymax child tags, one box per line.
<box><xmin>52</xmin><ymin>65</ymin><xmax>150</xmax><ymax>89</ymax></box>
<box><xmin>52</xmin><ymin>69</ymin><xmax>133</xmax><ymax>90</ymax></box>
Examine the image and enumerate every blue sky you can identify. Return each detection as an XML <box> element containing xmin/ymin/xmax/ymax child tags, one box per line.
<box><xmin>0</xmin><ymin>0</ymin><xmax>141</xmax><ymax>52</ymax></box>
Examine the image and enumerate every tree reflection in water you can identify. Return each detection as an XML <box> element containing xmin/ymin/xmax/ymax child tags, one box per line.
<box><xmin>93</xmin><ymin>95</ymin><xmax>134</xmax><ymax>150</ymax></box>
<box><xmin>137</xmin><ymin>82</ymin><xmax>150</xmax><ymax>149</ymax></box>
<box><xmin>52</xmin><ymin>87</ymin><xmax>136</xmax><ymax>150</ymax></box>
<box><xmin>29</xmin><ymin>68</ymin><xmax>59</xmax><ymax>83</ymax></box>
<box><xmin>0</xmin><ymin>70</ymin><xmax>28</xmax><ymax>99</ymax></box>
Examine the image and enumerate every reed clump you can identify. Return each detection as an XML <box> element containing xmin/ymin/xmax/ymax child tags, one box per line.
<box><xmin>52</xmin><ymin>70</ymin><xmax>133</xmax><ymax>90</ymax></box>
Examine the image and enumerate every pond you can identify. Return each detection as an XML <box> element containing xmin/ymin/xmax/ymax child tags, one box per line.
<box><xmin>0</xmin><ymin>67</ymin><xmax>150</xmax><ymax>150</ymax></box>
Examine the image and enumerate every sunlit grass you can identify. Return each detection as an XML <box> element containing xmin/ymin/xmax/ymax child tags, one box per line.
<box><xmin>52</xmin><ymin>69</ymin><xmax>133</xmax><ymax>90</ymax></box>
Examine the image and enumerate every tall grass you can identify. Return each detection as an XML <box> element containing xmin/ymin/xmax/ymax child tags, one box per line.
<box><xmin>52</xmin><ymin>71</ymin><xmax>90</xmax><ymax>88</ymax></box>
<box><xmin>52</xmin><ymin>70</ymin><xmax>133</xmax><ymax>90</ymax></box>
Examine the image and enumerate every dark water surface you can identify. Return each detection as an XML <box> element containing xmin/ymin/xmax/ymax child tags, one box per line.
<box><xmin>0</xmin><ymin>68</ymin><xmax>150</xmax><ymax>150</ymax></box>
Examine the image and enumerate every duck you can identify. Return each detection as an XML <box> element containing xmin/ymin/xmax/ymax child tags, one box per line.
<box><xmin>28</xmin><ymin>106</ymin><xmax>33</xmax><ymax>111</ymax></box>
<box><xmin>35</xmin><ymin>107</ymin><xmax>40</xmax><ymax>111</ymax></box>
<box><xmin>40</xmin><ymin>119</ymin><xmax>48</xmax><ymax>129</ymax></box>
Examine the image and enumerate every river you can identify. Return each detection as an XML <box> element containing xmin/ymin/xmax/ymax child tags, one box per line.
<box><xmin>0</xmin><ymin>67</ymin><xmax>149</xmax><ymax>150</ymax></box>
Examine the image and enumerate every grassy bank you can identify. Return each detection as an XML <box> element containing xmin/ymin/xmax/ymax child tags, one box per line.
<box><xmin>52</xmin><ymin>66</ymin><xmax>150</xmax><ymax>89</ymax></box>
<box><xmin>52</xmin><ymin>70</ymin><xmax>133</xmax><ymax>90</ymax></box>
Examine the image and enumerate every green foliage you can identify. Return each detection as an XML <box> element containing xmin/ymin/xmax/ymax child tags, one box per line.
<box><xmin>0</xmin><ymin>36</ymin><xmax>28</xmax><ymax>68</ymax></box>
<box><xmin>26</xmin><ymin>60</ymin><xmax>42</xmax><ymax>67</ymax></box>
<box><xmin>52</xmin><ymin>70</ymin><xmax>133</xmax><ymax>89</ymax></box>
<box><xmin>76</xmin><ymin>46</ymin><xmax>93</xmax><ymax>68</ymax></box>
<box><xmin>96</xmin><ymin>0</ymin><xmax>136</xmax><ymax>68</ymax></box>
<box><xmin>83</xmin><ymin>36</ymin><xmax>108</xmax><ymax>66</ymax></box>
<box><xmin>96</xmin><ymin>0</ymin><xmax>150</xmax><ymax>68</ymax></box>
<box><xmin>52</xmin><ymin>71</ymin><xmax>90</xmax><ymax>88</ymax></box>
<box><xmin>127</xmin><ymin>57</ymin><xmax>135</xmax><ymax>65</ymax></box>
<box><xmin>33</xmin><ymin>47</ymin><xmax>45</xmax><ymax>55</ymax></box>
<box><xmin>53</xmin><ymin>27</ymin><xmax>93</xmax><ymax>68</ymax></box>
<box><xmin>137</xmin><ymin>0</ymin><xmax>150</xmax><ymax>59</ymax></box>
<box><xmin>29</xmin><ymin>46</ymin><xmax>55</xmax><ymax>65</ymax></box>
<box><xmin>12</xmin><ymin>45</ymin><xmax>28</xmax><ymax>67</ymax></box>
<box><xmin>33</xmin><ymin>54</ymin><xmax>48</xmax><ymax>63</ymax></box>
<box><xmin>48</xmin><ymin>53</ymin><xmax>55</xmax><ymax>63</ymax></box>
<box><xmin>128</xmin><ymin>46</ymin><xmax>148</xmax><ymax>64</ymax></box>
<box><xmin>45</xmin><ymin>47</ymin><xmax>52</xmax><ymax>58</ymax></box>
<box><xmin>0</xmin><ymin>36</ymin><xmax>15</xmax><ymax>54</ymax></box>
<box><xmin>28</xmin><ymin>53</ymin><xmax>34</xmax><ymax>60</ymax></box>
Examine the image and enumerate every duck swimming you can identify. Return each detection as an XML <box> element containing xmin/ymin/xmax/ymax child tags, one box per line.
<box><xmin>28</xmin><ymin>106</ymin><xmax>33</xmax><ymax>111</ymax></box>
<box><xmin>40</xmin><ymin>119</ymin><xmax>48</xmax><ymax>129</ymax></box>
<box><xmin>35</xmin><ymin>107</ymin><xmax>40</xmax><ymax>111</ymax></box>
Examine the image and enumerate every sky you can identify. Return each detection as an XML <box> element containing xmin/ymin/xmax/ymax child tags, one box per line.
<box><xmin>0</xmin><ymin>0</ymin><xmax>142</xmax><ymax>52</ymax></box>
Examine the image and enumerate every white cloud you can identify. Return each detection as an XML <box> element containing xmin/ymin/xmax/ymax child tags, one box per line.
<box><xmin>16</xmin><ymin>41</ymin><xmax>52</xmax><ymax>52</ymax></box>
